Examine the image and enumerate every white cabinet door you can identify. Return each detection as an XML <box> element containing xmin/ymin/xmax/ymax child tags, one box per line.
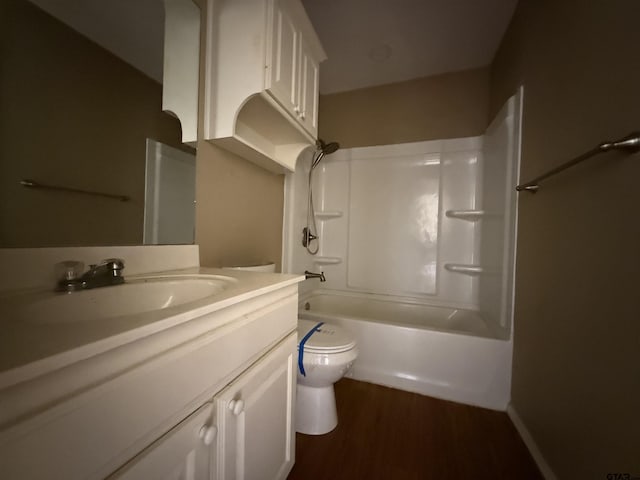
<box><xmin>265</xmin><ymin>0</ymin><xmax>322</xmax><ymax>138</ymax></box>
<box><xmin>298</xmin><ymin>37</ymin><xmax>319</xmax><ymax>137</ymax></box>
<box><xmin>215</xmin><ymin>334</ymin><xmax>296</xmax><ymax>480</ymax></box>
<box><xmin>109</xmin><ymin>403</ymin><xmax>215</xmax><ymax>480</ymax></box>
<box><xmin>266</xmin><ymin>0</ymin><xmax>299</xmax><ymax>116</ymax></box>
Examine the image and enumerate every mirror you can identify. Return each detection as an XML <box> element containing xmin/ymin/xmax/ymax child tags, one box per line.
<box><xmin>0</xmin><ymin>0</ymin><xmax>199</xmax><ymax>248</ymax></box>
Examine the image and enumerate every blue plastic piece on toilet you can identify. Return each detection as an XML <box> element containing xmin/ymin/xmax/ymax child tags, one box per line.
<box><xmin>298</xmin><ymin>322</ymin><xmax>324</xmax><ymax>377</ymax></box>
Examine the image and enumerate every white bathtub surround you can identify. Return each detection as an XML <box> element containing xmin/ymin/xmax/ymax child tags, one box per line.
<box><xmin>286</xmin><ymin>136</ymin><xmax>484</xmax><ymax>310</ymax></box>
<box><xmin>479</xmin><ymin>88</ymin><xmax>522</xmax><ymax>333</ymax></box>
<box><xmin>285</xmin><ymin>89</ymin><xmax>523</xmax><ymax>410</ymax></box>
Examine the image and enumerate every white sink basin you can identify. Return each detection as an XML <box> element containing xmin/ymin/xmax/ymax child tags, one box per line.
<box><xmin>11</xmin><ymin>275</ymin><xmax>237</xmax><ymax>324</ymax></box>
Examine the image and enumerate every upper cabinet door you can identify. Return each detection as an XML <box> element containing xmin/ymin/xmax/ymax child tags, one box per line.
<box><xmin>266</xmin><ymin>0</ymin><xmax>299</xmax><ymax>116</ymax></box>
<box><xmin>298</xmin><ymin>38</ymin><xmax>320</xmax><ymax>137</ymax></box>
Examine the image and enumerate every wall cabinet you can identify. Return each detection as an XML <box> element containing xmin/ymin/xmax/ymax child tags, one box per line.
<box><xmin>265</xmin><ymin>0</ymin><xmax>320</xmax><ymax>137</ymax></box>
<box><xmin>298</xmin><ymin>39</ymin><xmax>320</xmax><ymax>135</ymax></box>
<box><xmin>204</xmin><ymin>0</ymin><xmax>326</xmax><ymax>173</ymax></box>
<box><xmin>266</xmin><ymin>0</ymin><xmax>299</xmax><ymax>117</ymax></box>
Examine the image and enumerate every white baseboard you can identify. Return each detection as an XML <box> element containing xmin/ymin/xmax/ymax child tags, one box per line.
<box><xmin>507</xmin><ymin>404</ymin><xmax>557</xmax><ymax>480</ymax></box>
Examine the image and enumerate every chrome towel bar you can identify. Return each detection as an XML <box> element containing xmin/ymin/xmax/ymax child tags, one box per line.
<box><xmin>20</xmin><ymin>179</ymin><xmax>130</xmax><ymax>202</ymax></box>
<box><xmin>516</xmin><ymin>132</ymin><xmax>640</xmax><ymax>193</ymax></box>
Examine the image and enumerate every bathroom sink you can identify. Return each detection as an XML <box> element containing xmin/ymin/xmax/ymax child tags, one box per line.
<box><xmin>11</xmin><ymin>275</ymin><xmax>237</xmax><ymax>325</ymax></box>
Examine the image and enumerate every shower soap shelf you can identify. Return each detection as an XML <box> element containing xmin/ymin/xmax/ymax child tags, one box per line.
<box><xmin>445</xmin><ymin>210</ymin><xmax>500</xmax><ymax>221</ymax></box>
<box><xmin>315</xmin><ymin>211</ymin><xmax>343</xmax><ymax>220</ymax></box>
<box><xmin>313</xmin><ymin>256</ymin><xmax>342</xmax><ymax>265</ymax></box>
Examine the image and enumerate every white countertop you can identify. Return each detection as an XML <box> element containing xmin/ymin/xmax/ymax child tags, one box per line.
<box><xmin>0</xmin><ymin>267</ymin><xmax>304</xmax><ymax>389</ymax></box>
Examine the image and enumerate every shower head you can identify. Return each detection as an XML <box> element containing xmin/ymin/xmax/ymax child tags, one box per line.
<box><xmin>311</xmin><ymin>139</ymin><xmax>340</xmax><ymax>170</ymax></box>
<box><xmin>322</xmin><ymin>141</ymin><xmax>340</xmax><ymax>154</ymax></box>
<box><xmin>316</xmin><ymin>139</ymin><xmax>340</xmax><ymax>155</ymax></box>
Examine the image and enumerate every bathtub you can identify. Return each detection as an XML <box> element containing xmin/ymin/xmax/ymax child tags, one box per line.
<box><xmin>299</xmin><ymin>292</ymin><xmax>512</xmax><ymax>410</ymax></box>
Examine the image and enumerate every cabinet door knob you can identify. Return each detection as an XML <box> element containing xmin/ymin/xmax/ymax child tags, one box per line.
<box><xmin>228</xmin><ymin>399</ymin><xmax>245</xmax><ymax>416</ymax></box>
<box><xmin>199</xmin><ymin>425</ymin><xmax>218</xmax><ymax>446</ymax></box>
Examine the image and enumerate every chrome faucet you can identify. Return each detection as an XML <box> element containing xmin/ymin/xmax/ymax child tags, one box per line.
<box><xmin>304</xmin><ymin>270</ymin><xmax>326</xmax><ymax>282</ymax></box>
<box><xmin>56</xmin><ymin>258</ymin><xmax>125</xmax><ymax>292</ymax></box>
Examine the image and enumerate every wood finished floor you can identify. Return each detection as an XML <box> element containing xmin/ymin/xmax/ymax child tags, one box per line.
<box><xmin>288</xmin><ymin>379</ymin><xmax>542</xmax><ymax>480</ymax></box>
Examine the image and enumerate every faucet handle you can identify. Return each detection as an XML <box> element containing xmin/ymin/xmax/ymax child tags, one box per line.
<box><xmin>101</xmin><ymin>258</ymin><xmax>125</xmax><ymax>275</ymax></box>
<box><xmin>55</xmin><ymin>260</ymin><xmax>84</xmax><ymax>281</ymax></box>
<box><xmin>101</xmin><ymin>258</ymin><xmax>124</xmax><ymax>268</ymax></box>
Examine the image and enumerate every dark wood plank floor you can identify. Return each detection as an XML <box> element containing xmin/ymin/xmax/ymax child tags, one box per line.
<box><xmin>288</xmin><ymin>379</ymin><xmax>542</xmax><ymax>480</ymax></box>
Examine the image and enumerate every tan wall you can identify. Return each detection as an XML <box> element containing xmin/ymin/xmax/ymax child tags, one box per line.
<box><xmin>194</xmin><ymin>142</ymin><xmax>284</xmax><ymax>270</ymax></box>
<box><xmin>0</xmin><ymin>0</ymin><xmax>183</xmax><ymax>247</ymax></box>
<box><xmin>319</xmin><ymin>67</ymin><xmax>490</xmax><ymax>148</ymax></box>
<box><xmin>491</xmin><ymin>0</ymin><xmax>640</xmax><ymax>478</ymax></box>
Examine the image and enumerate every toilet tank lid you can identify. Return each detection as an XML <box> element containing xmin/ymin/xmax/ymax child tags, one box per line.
<box><xmin>297</xmin><ymin>319</ymin><xmax>356</xmax><ymax>353</ymax></box>
<box><xmin>222</xmin><ymin>262</ymin><xmax>276</xmax><ymax>273</ymax></box>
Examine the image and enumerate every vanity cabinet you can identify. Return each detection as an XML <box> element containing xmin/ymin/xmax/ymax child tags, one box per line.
<box><xmin>215</xmin><ymin>334</ymin><xmax>296</xmax><ymax>480</ymax></box>
<box><xmin>0</xmin><ymin>283</ymin><xmax>299</xmax><ymax>480</ymax></box>
<box><xmin>204</xmin><ymin>0</ymin><xmax>326</xmax><ymax>173</ymax></box>
<box><xmin>109</xmin><ymin>402</ymin><xmax>213</xmax><ymax>480</ymax></box>
<box><xmin>111</xmin><ymin>334</ymin><xmax>296</xmax><ymax>480</ymax></box>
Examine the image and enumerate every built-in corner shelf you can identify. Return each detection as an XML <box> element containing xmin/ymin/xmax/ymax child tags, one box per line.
<box><xmin>313</xmin><ymin>256</ymin><xmax>342</xmax><ymax>265</ymax></box>
<box><xmin>315</xmin><ymin>211</ymin><xmax>343</xmax><ymax>220</ymax></box>
<box><xmin>444</xmin><ymin>264</ymin><xmax>485</xmax><ymax>276</ymax></box>
<box><xmin>445</xmin><ymin>210</ymin><xmax>500</xmax><ymax>221</ymax></box>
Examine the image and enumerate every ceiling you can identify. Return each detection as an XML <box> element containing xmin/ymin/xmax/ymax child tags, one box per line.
<box><xmin>302</xmin><ymin>0</ymin><xmax>518</xmax><ymax>94</ymax></box>
<box><xmin>28</xmin><ymin>0</ymin><xmax>164</xmax><ymax>83</ymax></box>
<box><xmin>28</xmin><ymin>0</ymin><xmax>518</xmax><ymax>94</ymax></box>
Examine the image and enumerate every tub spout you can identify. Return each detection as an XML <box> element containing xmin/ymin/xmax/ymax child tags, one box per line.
<box><xmin>304</xmin><ymin>270</ymin><xmax>326</xmax><ymax>282</ymax></box>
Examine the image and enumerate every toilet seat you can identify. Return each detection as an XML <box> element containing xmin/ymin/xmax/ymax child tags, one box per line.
<box><xmin>297</xmin><ymin>319</ymin><xmax>356</xmax><ymax>354</ymax></box>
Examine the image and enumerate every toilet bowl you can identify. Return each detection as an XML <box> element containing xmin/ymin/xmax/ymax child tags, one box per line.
<box><xmin>296</xmin><ymin>319</ymin><xmax>358</xmax><ymax>435</ymax></box>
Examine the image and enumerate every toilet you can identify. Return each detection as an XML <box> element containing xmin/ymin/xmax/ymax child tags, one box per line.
<box><xmin>223</xmin><ymin>262</ymin><xmax>358</xmax><ymax>435</ymax></box>
<box><xmin>223</xmin><ymin>262</ymin><xmax>276</xmax><ymax>273</ymax></box>
<box><xmin>296</xmin><ymin>319</ymin><xmax>358</xmax><ymax>435</ymax></box>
